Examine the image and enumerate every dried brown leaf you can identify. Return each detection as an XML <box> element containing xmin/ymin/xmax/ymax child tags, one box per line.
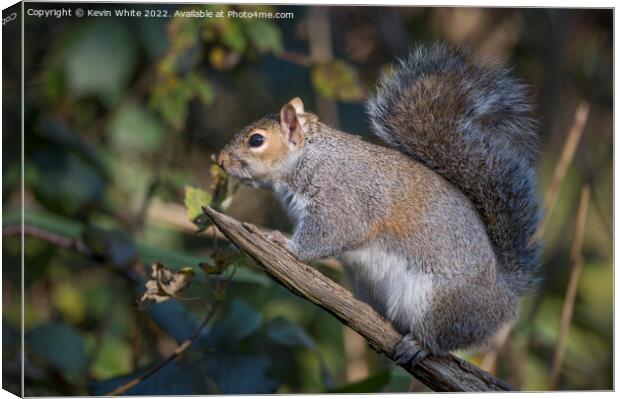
<box><xmin>140</xmin><ymin>262</ymin><xmax>196</xmax><ymax>304</ymax></box>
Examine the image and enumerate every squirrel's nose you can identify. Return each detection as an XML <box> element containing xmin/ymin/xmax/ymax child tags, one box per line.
<box><xmin>217</xmin><ymin>150</ymin><xmax>230</xmax><ymax>167</ymax></box>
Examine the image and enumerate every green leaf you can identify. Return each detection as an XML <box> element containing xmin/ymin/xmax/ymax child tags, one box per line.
<box><xmin>220</xmin><ymin>22</ymin><xmax>247</xmax><ymax>52</ymax></box>
<box><xmin>384</xmin><ymin>366</ymin><xmax>415</xmax><ymax>392</ymax></box>
<box><xmin>150</xmin><ymin>76</ymin><xmax>193</xmax><ymax>129</ymax></box>
<box><xmin>30</xmin><ymin>148</ymin><xmax>105</xmax><ymax>215</ymax></box>
<box><xmin>26</xmin><ymin>323</ymin><xmax>86</xmax><ymax>373</ymax></box>
<box><xmin>204</xmin><ymin>353</ymin><xmax>278</xmax><ymax>394</ymax></box>
<box><xmin>186</xmin><ymin>74</ymin><xmax>214</xmax><ymax>105</ymax></box>
<box><xmin>90</xmin><ymin>361</ymin><xmax>213</xmax><ymax>395</ymax></box>
<box><xmin>107</xmin><ymin>101</ymin><xmax>166</xmax><ymax>155</ymax></box>
<box><xmin>184</xmin><ymin>185</ymin><xmax>213</xmax><ymax>222</ymax></box>
<box><xmin>63</xmin><ymin>20</ymin><xmax>137</xmax><ymax>104</ymax></box>
<box><xmin>265</xmin><ymin>317</ymin><xmax>316</xmax><ymax>349</ymax></box>
<box><xmin>312</xmin><ymin>61</ymin><xmax>365</xmax><ymax>102</ymax></box>
<box><xmin>332</xmin><ymin>370</ymin><xmax>391</xmax><ymax>393</ymax></box>
<box><xmin>244</xmin><ymin>20</ymin><xmax>283</xmax><ymax>54</ymax></box>
<box><xmin>90</xmin><ymin>334</ymin><xmax>133</xmax><ymax>380</ymax></box>
<box><xmin>145</xmin><ymin>300</ymin><xmax>199</xmax><ymax>343</ymax></box>
<box><xmin>206</xmin><ymin>299</ymin><xmax>262</xmax><ymax>349</ymax></box>
<box><xmin>82</xmin><ymin>225</ymin><xmax>138</xmax><ymax>268</ymax></box>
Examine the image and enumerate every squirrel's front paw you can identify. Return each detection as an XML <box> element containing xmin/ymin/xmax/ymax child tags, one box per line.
<box><xmin>394</xmin><ymin>334</ymin><xmax>430</xmax><ymax>369</ymax></box>
<box><xmin>265</xmin><ymin>230</ymin><xmax>295</xmax><ymax>254</ymax></box>
<box><xmin>265</xmin><ymin>229</ymin><xmax>288</xmax><ymax>245</ymax></box>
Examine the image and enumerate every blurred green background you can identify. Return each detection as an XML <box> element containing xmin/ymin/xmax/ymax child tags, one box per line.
<box><xmin>2</xmin><ymin>3</ymin><xmax>613</xmax><ymax>395</ymax></box>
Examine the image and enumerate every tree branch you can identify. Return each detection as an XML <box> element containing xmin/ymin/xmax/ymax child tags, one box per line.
<box><xmin>201</xmin><ymin>206</ymin><xmax>515</xmax><ymax>392</ymax></box>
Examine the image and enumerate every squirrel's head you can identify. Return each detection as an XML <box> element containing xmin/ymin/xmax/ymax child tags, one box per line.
<box><xmin>217</xmin><ymin>97</ymin><xmax>311</xmax><ymax>188</ymax></box>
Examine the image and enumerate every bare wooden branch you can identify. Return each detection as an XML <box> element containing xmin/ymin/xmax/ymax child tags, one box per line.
<box><xmin>202</xmin><ymin>206</ymin><xmax>515</xmax><ymax>392</ymax></box>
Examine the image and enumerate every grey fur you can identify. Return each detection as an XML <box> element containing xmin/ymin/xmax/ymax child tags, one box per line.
<box><xmin>275</xmin><ymin>125</ymin><xmax>521</xmax><ymax>354</ymax></box>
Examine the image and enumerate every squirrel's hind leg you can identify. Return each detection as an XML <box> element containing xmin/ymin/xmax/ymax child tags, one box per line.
<box><xmin>393</xmin><ymin>334</ymin><xmax>431</xmax><ymax>368</ymax></box>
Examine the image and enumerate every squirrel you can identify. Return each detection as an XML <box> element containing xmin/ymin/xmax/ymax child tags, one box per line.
<box><xmin>216</xmin><ymin>44</ymin><xmax>541</xmax><ymax>366</ymax></box>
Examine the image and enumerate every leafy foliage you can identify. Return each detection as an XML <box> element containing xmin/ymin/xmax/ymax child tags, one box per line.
<box><xmin>26</xmin><ymin>323</ymin><xmax>87</xmax><ymax>373</ymax></box>
<box><xmin>107</xmin><ymin>102</ymin><xmax>167</xmax><ymax>155</ymax></box>
<box><xmin>62</xmin><ymin>20</ymin><xmax>137</xmax><ymax>104</ymax></box>
<box><xmin>312</xmin><ymin>61</ymin><xmax>365</xmax><ymax>101</ymax></box>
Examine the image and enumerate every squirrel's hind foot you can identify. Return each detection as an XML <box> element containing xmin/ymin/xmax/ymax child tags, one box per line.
<box><xmin>394</xmin><ymin>334</ymin><xmax>431</xmax><ymax>368</ymax></box>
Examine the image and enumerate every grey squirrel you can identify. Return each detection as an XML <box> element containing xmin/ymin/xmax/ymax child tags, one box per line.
<box><xmin>217</xmin><ymin>44</ymin><xmax>541</xmax><ymax>365</ymax></box>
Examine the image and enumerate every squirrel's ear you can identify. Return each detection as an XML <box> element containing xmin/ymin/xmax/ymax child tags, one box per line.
<box><xmin>280</xmin><ymin>102</ymin><xmax>304</xmax><ymax>146</ymax></box>
<box><xmin>288</xmin><ymin>97</ymin><xmax>305</xmax><ymax>114</ymax></box>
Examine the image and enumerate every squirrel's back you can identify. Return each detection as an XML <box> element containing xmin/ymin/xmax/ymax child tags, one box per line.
<box><xmin>366</xmin><ymin>44</ymin><xmax>541</xmax><ymax>296</ymax></box>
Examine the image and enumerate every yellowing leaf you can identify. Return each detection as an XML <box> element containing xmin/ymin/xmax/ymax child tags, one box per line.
<box><xmin>184</xmin><ymin>185</ymin><xmax>212</xmax><ymax>223</ymax></box>
<box><xmin>209</xmin><ymin>47</ymin><xmax>242</xmax><ymax>71</ymax></box>
<box><xmin>312</xmin><ymin>61</ymin><xmax>365</xmax><ymax>102</ymax></box>
<box><xmin>52</xmin><ymin>283</ymin><xmax>86</xmax><ymax>324</ymax></box>
<box><xmin>140</xmin><ymin>263</ymin><xmax>196</xmax><ymax>304</ymax></box>
<box><xmin>199</xmin><ymin>251</ymin><xmax>239</xmax><ymax>275</ymax></box>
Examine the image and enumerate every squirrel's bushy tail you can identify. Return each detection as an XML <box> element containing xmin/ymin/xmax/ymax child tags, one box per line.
<box><xmin>367</xmin><ymin>44</ymin><xmax>541</xmax><ymax>296</ymax></box>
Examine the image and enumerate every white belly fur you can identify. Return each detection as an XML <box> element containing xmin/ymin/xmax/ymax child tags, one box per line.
<box><xmin>340</xmin><ymin>244</ymin><xmax>434</xmax><ymax>333</ymax></box>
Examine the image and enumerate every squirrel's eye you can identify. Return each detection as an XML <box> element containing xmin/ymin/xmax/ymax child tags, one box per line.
<box><xmin>249</xmin><ymin>133</ymin><xmax>265</xmax><ymax>148</ymax></box>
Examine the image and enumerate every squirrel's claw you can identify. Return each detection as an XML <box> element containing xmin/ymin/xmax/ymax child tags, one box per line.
<box><xmin>394</xmin><ymin>334</ymin><xmax>430</xmax><ymax>369</ymax></box>
<box><xmin>265</xmin><ymin>229</ymin><xmax>289</xmax><ymax>246</ymax></box>
<box><xmin>265</xmin><ymin>230</ymin><xmax>296</xmax><ymax>256</ymax></box>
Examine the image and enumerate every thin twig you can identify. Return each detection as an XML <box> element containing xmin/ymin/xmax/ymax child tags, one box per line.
<box><xmin>276</xmin><ymin>50</ymin><xmax>314</xmax><ymax>67</ymax></box>
<box><xmin>104</xmin><ymin>304</ymin><xmax>218</xmax><ymax>395</ymax></box>
<box><xmin>3</xmin><ymin>225</ymin><xmax>92</xmax><ymax>256</ymax></box>
<box><xmin>479</xmin><ymin>325</ymin><xmax>511</xmax><ymax>373</ymax></box>
<box><xmin>105</xmin><ymin>267</ymin><xmax>235</xmax><ymax>396</ymax></box>
<box><xmin>549</xmin><ymin>185</ymin><xmax>590</xmax><ymax>389</ymax></box>
<box><xmin>531</xmin><ymin>101</ymin><xmax>589</xmax><ymax>244</ymax></box>
<box><xmin>3</xmin><ymin>224</ymin><xmax>143</xmax><ymax>284</ymax></box>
